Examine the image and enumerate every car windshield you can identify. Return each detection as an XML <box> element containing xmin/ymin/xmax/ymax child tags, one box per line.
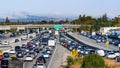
<box><xmin>26</xmin><ymin>55</ymin><xmax>31</xmax><ymax>57</ymax></box>
<box><xmin>37</xmin><ymin>64</ymin><xmax>43</xmax><ymax>66</ymax></box>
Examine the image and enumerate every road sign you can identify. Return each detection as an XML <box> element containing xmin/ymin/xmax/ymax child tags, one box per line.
<box><xmin>54</xmin><ymin>25</ymin><xmax>62</xmax><ymax>29</ymax></box>
<box><xmin>105</xmin><ymin>41</ymin><xmax>109</xmax><ymax>46</ymax></box>
<box><xmin>70</xmin><ymin>49</ymin><xmax>78</xmax><ymax>57</ymax></box>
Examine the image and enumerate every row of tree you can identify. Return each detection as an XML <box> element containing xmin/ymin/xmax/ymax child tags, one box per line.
<box><xmin>71</xmin><ymin>14</ymin><xmax>120</xmax><ymax>31</ymax></box>
<box><xmin>0</xmin><ymin>14</ymin><xmax>120</xmax><ymax>31</ymax></box>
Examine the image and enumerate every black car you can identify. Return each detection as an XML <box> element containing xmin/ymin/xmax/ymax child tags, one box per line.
<box><xmin>15</xmin><ymin>39</ymin><xmax>19</xmax><ymax>42</ymax></box>
<box><xmin>15</xmin><ymin>46</ymin><xmax>21</xmax><ymax>52</ymax></box>
<box><xmin>3</xmin><ymin>52</ymin><xmax>10</xmax><ymax>58</ymax></box>
<box><xmin>16</xmin><ymin>51</ymin><xmax>24</xmax><ymax>58</ymax></box>
<box><xmin>34</xmin><ymin>48</ymin><xmax>40</xmax><ymax>53</ymax></box>
<box><xmin>1</xmin><ymin>58</ymin><xmax>9</xmax><ymax>68</ymax></box>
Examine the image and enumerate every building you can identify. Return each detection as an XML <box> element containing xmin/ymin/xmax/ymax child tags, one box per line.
<box><xmin>100</xmin><ymin>27</ymin><xmax>120</xmax><ymax>35</ymax></box>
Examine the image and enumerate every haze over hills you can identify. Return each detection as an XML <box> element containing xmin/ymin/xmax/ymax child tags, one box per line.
<box><xmin>0</xmin><ymin>12</ymin><xmax>77</xmax><ymax>22</ymax></box>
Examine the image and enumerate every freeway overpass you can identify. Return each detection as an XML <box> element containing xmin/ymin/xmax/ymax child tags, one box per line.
<box><xmin>0</xmin><ymin>24</ymin><xmax>81</xmax><ymax>30</ymax></box>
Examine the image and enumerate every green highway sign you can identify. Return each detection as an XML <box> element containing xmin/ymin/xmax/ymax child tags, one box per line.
<box><xmin>54</xmin><ymin>25</ymin><xmax>62</xmax><ymax>29</ymax></box>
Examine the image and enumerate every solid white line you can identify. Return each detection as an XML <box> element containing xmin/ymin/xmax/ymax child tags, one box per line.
<box><xmin>47</xmin><ymin>41</ymin><xmax>58</xmax><ymax>68</ymax></box>
<box><xmin>23</xmin><ymin>62</ymin><xmax>26</xmax><ymax>68</ymax></box>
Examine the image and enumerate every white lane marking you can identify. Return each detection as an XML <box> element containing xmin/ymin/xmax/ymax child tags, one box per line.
<box><xmin>47</xmin><ymin>43</ymin><xmax>58</xmax><ymax>68</ymax></box>
<box><xmin>23</xmin><ymin>62</ymin><xmax>26</xmax><ymax>68</ymax></box>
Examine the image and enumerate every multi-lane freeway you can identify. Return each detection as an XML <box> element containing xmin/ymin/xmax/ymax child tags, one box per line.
<box><xmin>0</xmin><ymin>31</ymin><xmax>120</xmax><ymax>68</ymax></box>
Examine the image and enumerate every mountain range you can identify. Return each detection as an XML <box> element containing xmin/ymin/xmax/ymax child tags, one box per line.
<box><xmin>0</xmin><ymin>12</ymin><xmax>76</xmax><ymax>22</ymax></box>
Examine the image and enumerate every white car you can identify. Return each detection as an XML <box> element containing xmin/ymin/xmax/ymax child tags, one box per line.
<box><xmin>96</xmin><ymin>39</ymin><xmax>101</xmax><ymax>43</ymax></box>
<box><xmin>36</xmin><ymin>63</ymin><xmax>46</xmax><ymax>68</ymax></box>
<box><xmin>97</xmin><ymin>50</ymin><xmax>105</xmax><ymax>57</ymax></box>
<box><xmin>106</xmin><ymin>52</ymin><xmax>116</xmax><ymax>59</ymax></box>
<box><xmin>3</xmin><ymin>41</ymin><xmax>9</xmax><ymax>45</ymax></box>
<box><xmin>25</xmin><ymin>55</ymin><xmax>33</xmax><ymax>61</ymax></box>
<box><xmin>25</xmin><ymin>49</ymin><xmax>29</xmax><ymax>52</ymax></box>
<box><xmin>9</xmin><ymin>50</ymin><xmax>16</xmax><ymax>54</ymax></box>
<box><xmin>43</xmin><ymin>52</ymin><xmax>49</xmax><ymax>58</ymax></box>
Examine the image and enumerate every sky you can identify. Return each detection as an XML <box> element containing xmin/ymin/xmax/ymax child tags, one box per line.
<box><xmin>0</xmin><ymin>0</ymin><xmax>120</xmax><ymax>18</ymax></box>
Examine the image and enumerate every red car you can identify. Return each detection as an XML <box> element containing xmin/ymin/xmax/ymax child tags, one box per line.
<box><xmin>0</xmin><ymin>55</ymin><xmax>3</xmax><ymax>61</ymax></box>
<box><xmin>63</xmin><ymin>43</ymin><xmax>67</xmax><ymax>48</ymax></box>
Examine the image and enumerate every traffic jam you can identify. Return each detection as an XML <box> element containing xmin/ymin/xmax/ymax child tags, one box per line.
<box><xmin>59</xmin><ymin>31</ymin><xmax>120</xmax><ymax>62</ymax></box>
<box><xmin>0</xmin><ymin>30</ymin><xmax>56</xmax><ymax>68</ymax></box>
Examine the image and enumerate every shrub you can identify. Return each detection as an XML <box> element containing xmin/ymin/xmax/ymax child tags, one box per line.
<box><xmin>81</xmin><ymin>54</ymin><xmax>105</xmax><ymax>68</ymax></box>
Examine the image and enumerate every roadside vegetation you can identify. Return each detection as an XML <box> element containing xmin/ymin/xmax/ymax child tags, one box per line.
<box><xmin>65</xmin><ymin>54</ymin><xmax>120</xmax><ymax>68</ymax></box>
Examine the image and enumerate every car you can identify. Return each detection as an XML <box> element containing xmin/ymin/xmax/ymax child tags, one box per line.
<box><xmin>9</xmin><ymin>49</ymin><xmax>16</xmax><ymax>54</ymax></box>
<box><xmin>34</xmin><ymin>48</ymin><xmax>40</xmax><ymax>53</ymax></box>
<box><xmin>116</xmin><ymin>55</ymin><xmax>120</xmax><ymax>62</ymax></box>
<box><xmin>97</xmin><ymin>50</ymin><xmax>105</xmax><ymax>57</ymax></box>
<box><xmin>15</xmin><ymin>46</ymin><xmax>21</xmax><ymax>52</ymax></box>
<box><xmin>96</xmin><ymin>39</ymin><xmax>101</xmax><ymax>43</ymax></box>
<box><xmin>29</xmin><ymin>52</ymin><xmax>38</xmax><ymax>59</ymax></box>
<box><xmin>42</xmin><ymin>52</ymin><xmax>49</xmax><ymax>59</ymax></box>
<box><xmin>106</xmin><ymin>51</ymin><xmax>116</xmax><ymax>59</ymax></box>
<box><xmin>36</xmin><ymin>63</ymin><xmax>46</xmax><ymax>68</ymax></box>
<box><xmin>46</xmin><ymin>50</ymin><xmax>52</xmax><ymax>55</ymax></box>
<box><xmin>25</xmin><ymin>48</ymin><xmax>29</xmax><ymax>52</ymax></box>
<box><xmin>36</xmin><ymin>56</ymin><xmax>46</xmax><ymax>63</ymax></box>
<box><xmin>3</xmin><ymin>41</ymin><xmax>9</xmax><ymax>45</ymax></box>
<box><xmin>1</xmin><ymin>58</ymin><xmax>9</xmax><ymax>68</ymax></box>
<box><xmin>16</xmin><ymin>51</ymin><xmax>24</xmax><ymax>58</ymax></box>
<box><xmin>25</xmin><ymin>55</ymin><xmax>33</xmax><ymax>61</ymax></box>
<box><xmin>3</xmin><ymin>52</ymin><xmax>10</xmax><ymax>58</ymax></box>
<box><xmin>0</xmin><ymin>55</ymin><xmax>3</xmax><ymax>61</ymax></box>
<box><xmin>15</xmin><ymin>39</ymin><xmax>19</xmax><ymax>42</ymax></box>
<box><xmin>32</xmin><ymin>64</ymin><xmax>37</xmax><ymax>68</ymax></box>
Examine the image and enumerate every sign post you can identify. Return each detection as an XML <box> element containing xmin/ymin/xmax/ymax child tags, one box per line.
<box><xmin>70</xmin><ymin>49</ymin><xmax>78</xmax><ymax>57</ymax></box>
<box><xmin>105</xmin><ymin>41</ymin><xmax>109</xmax><ymax>47</ymax></box>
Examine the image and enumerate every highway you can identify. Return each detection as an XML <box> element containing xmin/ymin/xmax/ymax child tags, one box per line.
<box><xmin>68</xmin><ymin>32</ymin><xmax>119</xmax><ymax>50</ymax></box>
<box><xmin>23</xmin><ymin>35</ymin><xmax>71</xmax><ymax>68</ymax></box>
<box><xmin>0</xmin><ymin>33</ymin><xmax>36</xmax><ymax>51</ymax></box>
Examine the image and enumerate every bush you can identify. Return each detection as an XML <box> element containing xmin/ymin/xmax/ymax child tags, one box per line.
<box><xmin>67</xmin><ymin>56</ymin><xmax>82</xmax><ymax>68</ymax></box>
<box><xmin>82</xmin><ymin>54</ymin><xmax>105</xmax><ymax>68</ymax></box>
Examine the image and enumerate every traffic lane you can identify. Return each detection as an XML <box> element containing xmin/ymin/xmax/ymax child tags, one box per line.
<box><xmin>24</xmin><ymin>50</ymin><xmax>44</xmax><ymax>68</ymax></box>
<box><xmin>24</xmin><ymin>46</ymin><xmax>55</xmax><ymax>68</ymax></box>
<box><xmin>0</xmin><ymin>38</ymin><xmax>33</xmax><ymax>51</ymax></box>
<box><xmin>69</xmin><ymin>33</ymin><xmax>119</xmax><ymax>50</ymax></box>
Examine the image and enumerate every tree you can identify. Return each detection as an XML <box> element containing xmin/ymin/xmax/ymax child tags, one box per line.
<box><xmin>5</xmin><ymin>17</ymin><xmax>11</xmax><ymax>25</ymax></box>
<box><xmin>82</xmin><ymin>54</ymin><xmax>106</xmax><ymax>68</ymax></box>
